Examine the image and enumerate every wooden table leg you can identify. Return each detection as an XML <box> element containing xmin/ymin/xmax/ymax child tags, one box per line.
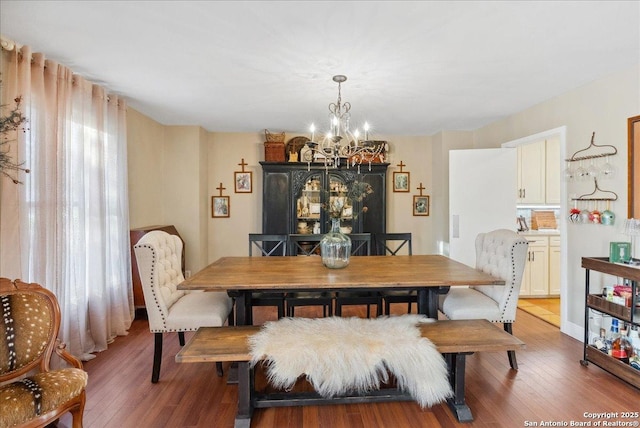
<box><xmin>226</xmin><ymin>291</ymin><xmax>251</xmax><ymax>385</ymax></box>
<box><xmin>417</xmin><ymin>288</ymin><xmax>429</xmax><ymax>317</ymax></box>
<box><xmin>235</xmin><ymin>361</ymin><xmax>253</xmax><ymax>428</ymax></box>
<box><xmin>445</xmin><ymin>352</ymin><xmax>474</xmax><ymax>423</ymax></box>
<box><xmin>418</xmin><ymin>288</ymin><xmax>438</xmax><ymax>318</ymax></box>
<box><xmin>229</xmin><ymin>291</ymin><xmax>249</xmax><ymax>326</ymax></box>
<box><xmin>417</xmin><ymin>287</ymin><xmax>450</xmax><ymax>318</ymax></box>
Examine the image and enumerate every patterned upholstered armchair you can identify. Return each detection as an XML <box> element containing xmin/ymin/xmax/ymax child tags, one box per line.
<box><xmin>438</xmin><ymin>229</ymin><xmax>529</xmax><ymax>369</ymax></box>
<box><xmin>134</xmin><ymin>230</ymin><xmax>234</xmax><ymax>383</ymax></box>
<box><xmin>0</xmin><ymin>278</ymin><xmax>88</xmax><ymax>428</ymax></box>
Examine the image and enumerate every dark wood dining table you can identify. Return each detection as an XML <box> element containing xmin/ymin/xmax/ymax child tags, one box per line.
<box><xmin>178</xmin><ymin>254</ymin><xmax>504</xmax><ymax>324</ymax></box>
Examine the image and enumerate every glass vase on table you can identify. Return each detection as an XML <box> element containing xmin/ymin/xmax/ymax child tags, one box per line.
<box><xmin>320</xmin><ymin>218</ymin><xmax>351</xmax><ymax>269</ymax></box>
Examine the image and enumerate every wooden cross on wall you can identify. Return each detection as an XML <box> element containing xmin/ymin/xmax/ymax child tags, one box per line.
<box><xmin>396</xmin><ymin>161</ymin><xmax>406</xmax><ymax>172</ymax></box>
<box><xmin>416</xmin><ymin>182</ymin><xmax>426</xmax><ymax>196</ymax></box>
<box><xmin>237</xmin><ymin>158</ymin><xmax>248</xmax><ymax>172</ymax></box>
<box><xmin>216</xmin><ymin>182</ymin><xmax>226</xmax><ymax>196</ymax></box>
<box><xmin>234</xmin><ymin>158</ymin><xmax>253</xmax><ymax>194</ymax></box>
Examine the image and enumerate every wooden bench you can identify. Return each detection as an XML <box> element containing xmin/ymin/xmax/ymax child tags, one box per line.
<box><xmin>176</xmin><ymin>319</ymin><xmax>525</xmax><ymax>427</ymax></box>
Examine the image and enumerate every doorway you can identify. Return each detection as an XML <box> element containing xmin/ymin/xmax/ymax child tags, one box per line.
<box><xmin>502</xmin><ymin>126</ymin><xmax>567</xmax><ymax>331</ymax></box>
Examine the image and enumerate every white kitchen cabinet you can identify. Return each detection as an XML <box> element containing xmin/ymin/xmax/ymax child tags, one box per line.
<box><xmin>520</xmin><ymin>234</ymin><xmax>561</xmax><ymax>297</ymax></box>
<box><xmin>521</xmin><ymin>236</ymin><xmax>550</xmax><ymax>296</ymax></box>
<box><xmin>517</xmin><ymin>142</ymin><xmax>546</xmax><ymax>204</ymax></box>
<box><xmin>545</xmin><ymin>138</ymin><xmax>561</xmax><ymax>204</ymax></box>
<box><xmin>517</xmin><ymin>139</ymin><xmax>560</xmax><ymax>204</ymax></box>
<box><xmin>548</xmin><ymin>236</ymin><xmax>561</xmax><ymax>295</ymax></box>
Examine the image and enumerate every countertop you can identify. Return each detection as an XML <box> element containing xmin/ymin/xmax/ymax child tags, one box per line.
<box><xmin>518</xmin><ymin>229</ymin><xmax>560</xmax><ymax>237</ymax></box>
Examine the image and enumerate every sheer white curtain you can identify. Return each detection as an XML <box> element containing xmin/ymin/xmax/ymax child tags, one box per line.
<box><xmin>0</xmin><ymin>45</ymin><xmax>133</xmax><ymax>360</ymax></box>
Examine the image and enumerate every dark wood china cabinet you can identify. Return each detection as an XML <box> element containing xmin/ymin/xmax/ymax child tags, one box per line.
<box><xmin>260</xmin><ymin>162</ymin><xmax>388</xmax><ymax>245</ymax></box>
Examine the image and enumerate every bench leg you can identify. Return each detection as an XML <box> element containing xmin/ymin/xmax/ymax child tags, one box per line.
<box><xmin>235</xmin><ymin>361</ymin><xmax>253</xmax><ymax>428</ymax></box>
<box><xmin>445</xmin><ymin>353</ymin><xmax>474</xmax><ymax>423</ymax></box>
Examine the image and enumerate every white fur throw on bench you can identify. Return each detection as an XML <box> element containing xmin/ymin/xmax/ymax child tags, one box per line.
<box><xmin>248</xmin><ymin>314</ymin><xmax>453</xmax><ymax>408</ymax></box>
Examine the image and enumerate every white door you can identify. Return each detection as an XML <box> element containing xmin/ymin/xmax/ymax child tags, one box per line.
<box><xmin>449</xmin><ymin>148</ymin><xmax>518</xmax><ymax>267</ymax></box>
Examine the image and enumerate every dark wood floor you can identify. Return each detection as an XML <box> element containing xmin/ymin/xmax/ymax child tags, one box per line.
<box><xmin>58</xmin><ymin>305</ymin><xmax>639</xmax><ymax>428</ymax></box>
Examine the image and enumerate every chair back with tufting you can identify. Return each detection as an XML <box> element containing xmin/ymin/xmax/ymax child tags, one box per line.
<box><xmin>471</xmin><ymin>229</ymin><xmax>529</xmax><ymax>323</ymax></box>
<box><xmin>134</xmin><ymin>230</ymin><xmax>186</xmax><ymax>332</ymax></box>
<box><xmin>134</xmin><ymin>230</ymin><xmax>233</xmax><ymax>382</ymax></box>
<box><xmin>438</xmin><ymin>229</ymin><xmax>528</xmax><ymax>369</ymax></box>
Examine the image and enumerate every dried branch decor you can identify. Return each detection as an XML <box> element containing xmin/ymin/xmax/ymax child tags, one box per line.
<box><xmin>1</xmin><ymin>93</ymin><xmax>29</xmax><ymax>184</ymax></box>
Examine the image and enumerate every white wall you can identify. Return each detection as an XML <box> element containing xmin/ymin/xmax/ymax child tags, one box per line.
<box><xmin>127</xmin><ymin>112</ymin><xmax>209</xmax><ymax>274</ymax></box>
<box><xmin>164</xmin><ymin>126</ymin><xmax>208</xmax><ymax>273</ymax></box>
<box><xmin>127</xmin><ymin>122</ymin><xmax>443</xmax><ymax>264</ymax></box>
<box><xmin>430</xmin><ymin>131</ymin><xmax>475</xmax><ymax>255</ymax></box>
<box><xmin>127</xmin><ymin>109</ymin><xmax>165</xmax><ymax>227</ymax></box>
<box><xmin>207</xmin><ymin>132</ymin><xmax>264</xmax><ymax>262</ymax></box>
<box><xmin>126</xmin><ymin>64</ymin><xmax>639</xmax><ymax>338</ymax></box>
<box><xmin>378</xmin><ymin>134</ymin><xmax>436</xmax><ymax>254</ymax></box>
<box><xmin>472</xmin><ymin>65</ymin><xmax>640</xmax><ymax>337</ymax></box>
<box><xmin>202</xmin><ymin>132</ymin><xmax>438</xmax><ymax>261</ymax></box>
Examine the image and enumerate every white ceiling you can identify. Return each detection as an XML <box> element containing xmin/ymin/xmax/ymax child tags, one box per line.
<box><xmin>1</xmin><ymin>1</ymin><xmax>639</xmax><ymax>136</ymax></box>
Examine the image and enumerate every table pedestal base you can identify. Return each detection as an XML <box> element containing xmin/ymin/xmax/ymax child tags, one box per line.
<box><xmin>233</xmin><ymin>352</ymin><xmax>475</xmax><ymax>427</ymax></box>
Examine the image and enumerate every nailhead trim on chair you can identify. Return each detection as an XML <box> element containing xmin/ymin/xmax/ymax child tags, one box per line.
<box><xmin>145</xmin><ymin>245</ymin><xmax>167</xmax><ymax>330</ymax></box>
<box><xmin>138</xmin><ymin>243</ymin><xmax>169</xmax><ymax>331</ymax></box>
<box><xmin>471</xmin><ymin>232</ymin><xmax>528</xmax><ymax>324</ymax></box>
<box><xmin>497</xmin><ymin>240</ymin><xmax>528</xmax><ymax>323</ymax></box>
<box><xmin>137</xmin><ymin>243</ymin><xmax>199</xmax><ymax>334</ymax></box>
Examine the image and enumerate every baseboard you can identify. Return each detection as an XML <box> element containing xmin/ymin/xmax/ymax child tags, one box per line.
<box><xmin>561</xmin><ymin>320</ymin><xmax>582</xmax><ymax>342</ymax></box>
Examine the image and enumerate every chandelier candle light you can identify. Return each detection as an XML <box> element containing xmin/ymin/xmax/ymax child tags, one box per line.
<box><xmin>305</xmin><ymin>75</ymin><xmax>387</xmax><ymax>172</ymax></box>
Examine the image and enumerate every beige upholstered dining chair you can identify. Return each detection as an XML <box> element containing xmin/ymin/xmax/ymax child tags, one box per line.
<box><xmin>0</xmin><ymin>278</ymin><xmax>88</xmax><ymax>428</ymax></box>
<box><xmin>438</xmin><ymin>229</ymin><xmax>528</xmax><ymax>369</ymax></box>
<box><xmin>134</xmin><ymin>230</ymin><xmax>233</xmax><ymax>382</ymax></box>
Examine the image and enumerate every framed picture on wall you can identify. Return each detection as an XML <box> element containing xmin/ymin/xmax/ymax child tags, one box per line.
<box><xmin>212</xmin><ymin>196</ymin><xmax>230</xmax><ymax>218</ymax></box>
<box><xmin>234</xmin><ymin>171</ymin><xmax>253</xmax><ymax>193</ymax></box>
<box><xmin>393</xmin><ymin>171</ymin><xmax>410</xmax><ymax>192</ymax></box>
<box><xmin>413</xmin><ymin>195</ymin><xmax>430</xmax><ymax>216</ymax></box>
<box><xmin>629</xmin><ymin>115</ymin><xmax>640</xmax><ymax>218</ymax></box>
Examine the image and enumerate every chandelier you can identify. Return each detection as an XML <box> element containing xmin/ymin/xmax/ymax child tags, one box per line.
<box><xmin>305</xmin><ymin>75</ymin><xmax>386</xmax><ymax>172</ymax></box>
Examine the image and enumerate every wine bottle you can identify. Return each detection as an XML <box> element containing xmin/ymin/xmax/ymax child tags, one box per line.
<box><xmin>628</xmin><ymin>326</ymin><xmax>640</xmax><ymax>370</ymax></box>
<box><xmin>611</xmin><ymin>323</ymin><xmax>633</xmax><ymax>364</ymax></box>
<box><xmin>606</xmin><ymin>318</ymin><xmax>619</xmax><ymax>353</ymax></box>
<box><xmin>592</xmin><ymin>327</ymin><xmax>608</xmax><ymax>352</ymax></box>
